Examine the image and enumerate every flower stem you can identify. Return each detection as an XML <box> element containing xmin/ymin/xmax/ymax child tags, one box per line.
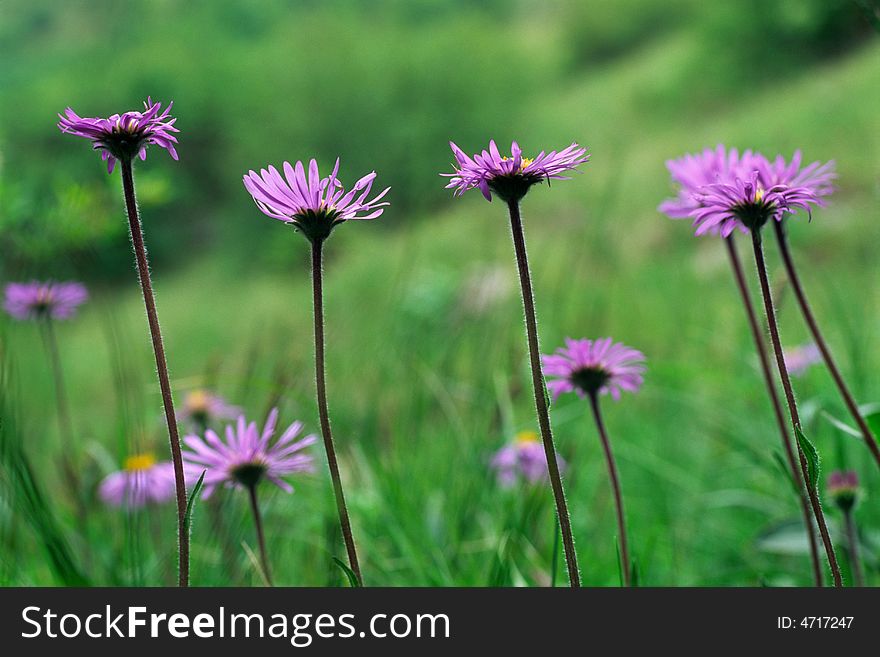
<box><xmin>587</xmin><ymin>392</ymin><xmax>631</xmax><ymax>586</ymax></box>
<box><xmin>773</xmin><ymin>221</ymin><xmax>880</xmax><ymax>470</ymax></box>
<box><xmin>506</xmin><ymin>199</ymin><xmax>581</xmax><ymax>587</ymax></box>
<box><xmin>749</xmin><ymin>229</ymin><xmax>843</xmax><ymax>587</ymax></box>
<box><xmin>843</xmin><ymin>509</ymin><xmax>865</xmax><ymax>587</ymax></box>
<box><xmin>724</xmin><ymin>236</ymin><xmax>823</xmax><ymax>586</ymax></box>
<box><xmin>120</xmin><ymin>159</ymin><xmax>189</xmax><ymax>587</ymax></box>
<box><xmin>246</xmin><ymin>484</ymin><xmax>273</xmax><ymax>586</ymax></box>
<box><xmin>310</xmin><ymin>239</ymin><xmax>362</xmax><ymax>586</ymax></box>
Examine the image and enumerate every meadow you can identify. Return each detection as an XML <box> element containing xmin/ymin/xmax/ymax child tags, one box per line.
<box><xmin>1</xmin><ymin>0</ymin><xmax>878</xmax><ymax>586</ymax></box>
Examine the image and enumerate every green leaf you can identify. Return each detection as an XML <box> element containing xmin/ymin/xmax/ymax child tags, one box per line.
<box><xmin>333</xmin><ymin>557</ymin><xmax>362</xmax><ymax>587</ymax></box>
<box><xmin>820</xmin><ymin>411</ymin><xmax>862</xmax><ymax>439</ymax></box>
<box><xmin>795</xmin><ymin>426</ymin><xmax>820</xmax><ymax>493</ymax></box>
<box><xmin>865</xmin><ymin>410</ymin><xmax>880</xmax><ymax>438</ymax></box>
<box><xmin>630</xmin><ymin>557</ymin><xmax>641</xmax><ymax>588</ymax></box>
<box><xmin>183</xmin><ymin>470</ymin><xmax>206</xmax><ymax>537</ymax></box>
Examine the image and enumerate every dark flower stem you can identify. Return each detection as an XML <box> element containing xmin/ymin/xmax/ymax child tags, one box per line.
<box><xmin>724</xmin><ymin>236</ymin><xmax>823</xmax><ymax>586</ymax></box>
<box><xmin>750</xmin><ymin>229</ymin><xmax>843</xmax><ymax>587</ymax></box>
<box><xmin>310</xmin><ymin>239</ymin><xmax>362</xmax><ymax>586</ymax></box>
<box><xmin>246</xmin><ymin>484</ymin><xmax>273</xmax><ymax>586</ymax></box>
<box><xmin>120</xmin><ymin>159</ymin><xmax>189</xmax><ymax>587</ymax></box>
<box><xmin>506</xmin><ymin>199</ymin><xmax>581</xmax><ymax>587</ymax></box>
<box><xmin>842</xmin><ymin>510</ymin><xmax>865</xmax><ymax>587</ymax></box>
<box><xmin>587</xmin><ymin>392</ymin><xmax>630</xmax><ymax>587</ymax></box>
<box><xmin>773</xmin><ymin>221</ymin><xmax>880</xmax><ymax>470</ymax></box>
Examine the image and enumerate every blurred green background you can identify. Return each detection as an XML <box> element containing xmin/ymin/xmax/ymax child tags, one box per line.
<box><xmin>1</xmin><ymin>0</ymin><xmax>879</xmax><ymax>586</ymax></box>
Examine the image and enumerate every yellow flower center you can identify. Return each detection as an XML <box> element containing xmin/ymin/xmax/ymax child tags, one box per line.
<box><xmin>501</xmin><ymin>156</ymin><xmax>534</xmax><ymax>172</ymax></box>
<box><xmin>124</xmin><ymin>453</ymin><xmax>157</xmax><ymax>471</ymax></box>
<box><xmin>754</xmin><ymin>187</ymin><xmax>765</xmax><ymax>202</ymax></box>
<box><xmin>186</xmin><ymin>389</ymin><xmax>210</xmax><ymax>412</ymax></box>
<box><xmin>515</xmin><ymin>431</ymin><xmax>539</xmax><ymax>444</ymax></box>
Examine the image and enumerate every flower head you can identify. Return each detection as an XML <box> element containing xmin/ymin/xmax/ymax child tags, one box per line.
<box><xmin>827</xmin><ymin>470</ymin><xmax>860</xmax><ymax>512</ymax></box>
<box><xmin>98</xmin><ymin>454</ymin><xmax>177</xmax><ymax>508</ymax></box>
<box><xmin>490</xmin><ymin>431</ymin><xmax>566</xmax><ymax>488</ymax></box>
<box><xmin>443</xmin><ymin>139</ymin><xmax>589</xmax><ymax>203</ymax></box>
<box><xmin>784</xmin><ymin>342</ymin><xmax>822</xmax><ymax>377</ymax></box>
<box><xmin>660</xmin><ymin>146</ymin><xmax>835</xmax><ymax>236</ymax></box>
<box><xmin>57</xmin><ymin>98</ymin><xmax>179</xmax><ymax>173</ymax></box>
<box><xmin>3</xmin><ymin>281</ymin><xmax>88</xmax><ymax>321</ymax></box>
<box><xmin>543</xmin><ymin>337</ymin><xmax>646</xmax><ymax>401</ymax></box>
<box><xmin>182</xmin><ymin>409</ymin><xmax>316</xmax><ymax>496</ymax></box>
<box><xmin>178</xmin><ymin>389</ymin><xmax>241</xmax><ymax>429</ymax></box>
<box><xmin>242</xmin><ymin>158</ymin><xmax>390</xmax><ymax>243</ymax></box>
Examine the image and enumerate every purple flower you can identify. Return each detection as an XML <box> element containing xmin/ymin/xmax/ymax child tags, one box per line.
<box><xmin>3</xmin><ymin>281</ymin><xmax>88</xmax><ymax>321</ymax></box>
<box><xmin>242</xmin><ymin>158</ymin><xmax>390</xmax><ymax>243</ymax></box>
<box><xmin>57</xmin><ymin>98</ymin><xmax>179</xmax><ymax>173</ymax></box>
<box><xmin>98</xmin><ymin>454</ymin><xmax>177</xmax><ymax>508</ymax></box>
<box><xmin>490</xmin><ymin>431</ymin><xmax>566</xmax><ymax>487</ymax></box>
<box><xmin>827</xmin><ymin>470</ymin><xmax>859</xmax><ymax>511</ymax></box>
<box><xmin>660</xmin><ymin>146</ymin><xmax>835</xmax><ymax>236</ymax></box>
<box><xmin>443</xmin><ymin>139</ymin><xmax>589</xmax><ymax>202</ymax></box>
<box><xmin>784</xmin><ymin>343</ymin><xmax>822</xmax><ymax>377</ymax></box>
<box><xmin>178</xmin><ymin>389</ymin><xmax>241</xmax><ymax>429</ymax></box>
<box><xmin>182</xmin><ymin>409</ymin><xmax>317</xmax><ymax>496</ymax></box>
<box><xmin>543</xmin><ymin>337</ymin><xmax>646</xmax><ymax>401</ymax></box>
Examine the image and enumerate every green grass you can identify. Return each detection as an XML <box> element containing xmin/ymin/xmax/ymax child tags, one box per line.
<box><xmin>1</xmin><ymin>2</ymin><xmax>878</xmax><ymax>586</ymax></box>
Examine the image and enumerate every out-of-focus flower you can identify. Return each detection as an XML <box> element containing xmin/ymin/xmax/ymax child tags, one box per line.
<box><xmin>58</xmin><ymin>98</ymin><xmax>179</xmax><ymax>173</ymax></box>
<box><xmin>178</xmin><ymin>389</ymin><xmax>241</xmax><ymax>429</ymax></box>
<box><xmin>182</xmin><ymin>409</ymin><xmax>316</xmax><ymax>496</ymax></box>
<box><xmin>242</xmin><ymin>158</ymin><xmax>389</xmax><ymax>243</ymax></box>
<box><xmin>3</xmin><ymin>281</ymin><xmax>88</xmax><ymax>321</ymax></box>
<box><xmin>543</xmin><ymin>337</ymin><xmax>646</xmax><ymax>401</ymax></box>
<box><xmin>443</xmin><ymin>139</ymin><xmax>589</xmax><ymax>202</ymax></box>
<box><xmin>827</xmin><ymin>470</ymin><xmax>860</xmax><ymax>512</ymax></box>
<box><xmin>99</xmin><ymin>454</ymin><xmax>177</xmax><ymax>508</ymax></box>
<box><xmin>784</xmin><ymin>343</ymin><xmax>822</xmax><ymax>377</ymax></box>
<box><xmin>490</xmin><ymin>431</ymin><xmax>566</xmax><ymax>487</ymax></box>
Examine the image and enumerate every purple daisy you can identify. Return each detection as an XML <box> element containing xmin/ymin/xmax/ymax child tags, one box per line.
<box><xmin>443</xmin><ymin>139</ymin><xmax>589</xmax><ymax>202</ymax></box>
<box><xmin>57</xmin><ymin>98</ymin><xmax>179</xmax><ymax>173</ymax></box>
<box><xmin>543</xmin><ymin>337</ymin><xmax>646</xmax><ymax>401</ymax></box>
<box><xmin>98</xmin><ymin>454</ymin><xmax>177</xmax><ymax>508</ymax></box>
<box><xmin>784</xmin><ymin>342</ymin><xmax>822</xmax><ymax>377</ymax></box>
<box><xmin>242</xmin><ymin>158</ymin><xmax>390</xmax><ymax>243</ymax></box>
<box><xmin>3</xmin><ymin>281</ymin><xmax>88</xmax><ymax>321</ymax></box>
<box><xmin>182</xmin><ymin>409</ymin><xmax>317</xmax><ymax>497</ymax></box>
<box><xmin>178</xmin><ymin>389</ymin><xmax>241</xmax><ymax>429</ymax></box>
<box><xmin>490</xmin><ymin>431</ymin><xmax>566</xmax><ymax>488</ymax></box>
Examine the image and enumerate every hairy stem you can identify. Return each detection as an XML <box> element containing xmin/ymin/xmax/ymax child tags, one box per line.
<box><xmin>843</xmin><ymin>510</ymin><xmax>865</xmax><ymax>587</ymax></box>
<box><xmin>247</xmin><ymin>484</ymin><xmax>273</xmax><ymax>586</ymax></box>
<box><xmin>120</xmin><ymin>159</ymin><xmax>189</xmax><ymax>587</ymax></box>
<box><xmin>773</xmin><ymin>221</ymin><xmax>880</xmax><ymax>470</ymax></box>
<box><xmin>750</xmin><ymin>229</ymin><xmax>842</xmax><ymax>587</ymax></box>
<box><xmin>724</xmin><ymin>236</ymin><xmax>822</xmax><ymax>585</ymax></box>
<box><xmin>310</xmin><ymin>239</ymin><xmax>362</xmax><ymax>585</ymax></box>
<box><xmin>506</xmin><ymin>199</ymin><xmax>581</xmax><ymax>587</ymax></box>
<box><xmin>588</xmin><ymin>392</ymin><xmax>631</xmax><ymax>586</ymax></box>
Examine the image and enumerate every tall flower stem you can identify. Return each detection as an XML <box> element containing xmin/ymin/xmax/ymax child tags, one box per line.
<box><xmin>506</xmin><ymin>199</ymin><xmax>581</xmax><ymax>587</ymax></box>
<box><xmin>120</xmin><ymin>159</ymin><xmax>189</xmax><ymax>587</ymax></box>
<box><xmin>773</xmin><ymin>221</ymin><xmax>880</xmax><ymax>470</ymax></box>
<box><xmin>750</xmin><ymin>229</ymin><xmax>843</xmax><ymax>587</ymax></box>
<box><xmin>247</xmin><ymin>484</ymin><xmax>273</xmax><ymax>586</ymax></box>
<box><xmin>842</xmin><ymin>509</ymin><xmax>865</xmax><ymax>587</ymax></box>
<box><xmin>587</xmin><ymin>392</ymin><xmax>631</xmax><ymax>586</ymax></box>
<box><xmin>310</xmin><ymin>239</ymin><xmax>362</xmax><ymax>586</ymax></box>
<box><xmin>724</xmin><ymin>236</ymin><xmax>823</xmax><ymax>586</ymax></box>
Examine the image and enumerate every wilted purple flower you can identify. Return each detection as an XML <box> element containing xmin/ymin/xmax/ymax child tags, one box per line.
<box><xmin>827</xmin><ymin>470</ymin><xmax>860</xmax><ymax>512</ymax></box>
<box><xmin>443</xmin><ymin>139</ymin><xmax>589</xmax><ymax>202</ymax></box>
<box><xmin>182</xmin><ymin>409</ymin><xmax>316</xmax><ymax>496</ymax></box>
<box><xmin>3</xmin><ymin>281</ymin><xmax>88</xmax><ymax>321</ymax></box>
<box><xmin>784</xmin><ymin>343</ymin><xmax>822</xmax><ymax>377</ymax></box>
<box><xmin>543</xmin><ymin>337</ymin><xmax>646</xmax><ymax>401</ymax></box>
<box><xmin>242</xmin><ymin>158</ymin><xmax>390</xmax><ymax>243</ymax></box>
<box><xmin>490</xmin><ymin>431</ymin><xmax>566</xmax><ymax>487</ymax></box>
<box><xmin>57</xmin><ymin>98</ymin><xmax>179</xmax><ymax>173</ymax></box>
<box><xmin>661</xmin><ymin>147</ymin><xmax>834</xmax><ymax>236</ymax></box>
<box><xmin>99</xmin><ymin>454</ymin><xmax>177</xmax><ymax>508</ymax></box>
<box><xmin>178</xmin><ymin>389</ymin><xmax>241</xmax><ymax>429</ymax></box>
